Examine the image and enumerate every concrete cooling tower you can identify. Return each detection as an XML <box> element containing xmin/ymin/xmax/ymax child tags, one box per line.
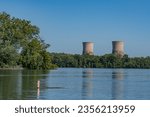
<box><xmin>82</xmin><ymin>42</ymin><xmax>94</xmax><ymax>55</ymax></box>
<box><xmin>112</xmin><ymin>41</ymin><xmax>124</xmax><ymax>57</ymax></box>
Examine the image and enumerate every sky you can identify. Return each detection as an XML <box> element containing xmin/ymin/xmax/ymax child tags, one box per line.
<box><xmin>0</xmin><ymin>0</ymin><xmax>150</xmax><ymax>57</ymax></box>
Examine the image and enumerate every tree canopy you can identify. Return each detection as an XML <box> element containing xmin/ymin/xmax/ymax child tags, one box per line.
<box><xmin>51</xmin><ymin>53</ymin><xmax>150</xmax><ymax>69</ymax></box>
<box><xmin>0</xmin><ymin>12</ymin><xmax>56</xmax><ymax>69</ymax></box>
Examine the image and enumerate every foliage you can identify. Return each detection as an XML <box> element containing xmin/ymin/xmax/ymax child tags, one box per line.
<box><xmin>51</xmin><ymin>53</ymin><xmax>150</xmax><ymax>69</ymax></box>
<box><xmin>0</xmin><ymin>12</ymin><xmax>56</xmax><ymax>69</ymax></box>
<box><xmin>0</xmin><ymin>41</ymin><xmax>19</xmax><ymax>68</ymax></box>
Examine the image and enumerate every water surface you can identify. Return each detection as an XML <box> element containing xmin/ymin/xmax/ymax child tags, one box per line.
<box><xmin>0</xmin><ymin>68</ymin><xmax>150</xmax><ymax>100</ymax></box>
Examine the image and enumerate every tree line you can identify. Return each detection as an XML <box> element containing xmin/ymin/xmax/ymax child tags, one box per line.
<box><xmin>51</xmin><ymin>53</ymin><xmax>150</xmax><ymax>69</ymax></box>
<box><xmin>0</xmin><ymin>12</ymin><xmax>56</xmax><ymax>69</ymax></box>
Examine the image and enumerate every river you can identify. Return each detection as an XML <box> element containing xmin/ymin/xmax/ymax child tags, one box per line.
<box><xmin>0</xmin><ymin>68</ymin><xmax>150</xmax><ymax>100</ymax></box>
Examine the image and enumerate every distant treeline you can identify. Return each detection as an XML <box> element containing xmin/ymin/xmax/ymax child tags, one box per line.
<box><xmin>51</xmin><ymin>53</ymin><xmax>150</xmax><ymax>69</ymax></box>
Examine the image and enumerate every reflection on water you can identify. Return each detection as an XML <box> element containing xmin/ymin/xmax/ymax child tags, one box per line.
<box><xmin>37</xmin><ymin>88</ymin><xmax>40</xmax><ymax>99</ymax></box>
<box><xmin>0</xmin><ymin>70</ymin><xmax>50</xmax><ymax>100</ymax></box>
<box><xmin>37</xmin><ymin>80</ymin><xmax>40</xmax><ymax>99</ymax></box>
<box><xmin>112</xmin><ymin>69</ymin><xmax>124</xmax><ymax>100</ymax></box>
<box><xmin>22</xmin><ymin>70</ymin><xmax>50</xmax><ymax>100</ymax></box>
<box><xmin>82</xmin><ymin>69</ymin><xmax>93</xmax><ymax>99</ymax></box>
<box><xmin>0</xmin><ymin>70</ymin><xmax>22</xmax><ymax>99</ymax></box>
<box><xmin>1</xmin><ymin>68</ymin><xmax>150</xmax><ymax>100</ymax></box>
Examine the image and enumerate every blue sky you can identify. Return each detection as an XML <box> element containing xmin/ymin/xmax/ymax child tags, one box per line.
<box><xmin>0</xmin><ymin>0</ymin><xmax>150</xmax><ymax>56</ymax></box>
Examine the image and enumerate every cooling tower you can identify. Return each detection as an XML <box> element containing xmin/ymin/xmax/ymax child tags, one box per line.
<box><xmin>82</xmin><ymin>42</ymin><xmax>94</xmax><ymax>55</ymax></box>
<box><xmin>112</xmin><ymin>41</ymin><xmax>124</xmax><ymax>57</ymax></box>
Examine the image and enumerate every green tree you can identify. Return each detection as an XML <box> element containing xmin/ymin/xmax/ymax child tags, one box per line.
<box><xmin>0</xmin><ymin>12</ymin><xmax>55</xmax><ymax>69</ymax></box>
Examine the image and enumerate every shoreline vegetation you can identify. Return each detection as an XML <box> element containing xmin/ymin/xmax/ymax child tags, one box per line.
<box><xmin>51</xmin><ymin>53</ymin><xmax>150</xmax><ymax>69</ymax></box>
<box><xmin>1</xmin><ymin>12</ymin><xmax>150</xmax><ymax>70</ymax></box>
<box><xmin>0</xmin><ymin>12</ymin><xmax>56</xmax><ymax>70</ymax></box>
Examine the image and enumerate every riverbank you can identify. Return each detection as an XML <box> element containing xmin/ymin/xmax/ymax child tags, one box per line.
<box><xmin>0</xmin><ymin>66</ymin><xmax>23</xmax><ymax>70</ymax></box>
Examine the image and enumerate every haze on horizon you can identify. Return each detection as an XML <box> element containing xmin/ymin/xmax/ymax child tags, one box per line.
<box><xmin>0</xmin><ymin>0</ymin><xmax>150</xmax><ymax>57</ymax></box>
